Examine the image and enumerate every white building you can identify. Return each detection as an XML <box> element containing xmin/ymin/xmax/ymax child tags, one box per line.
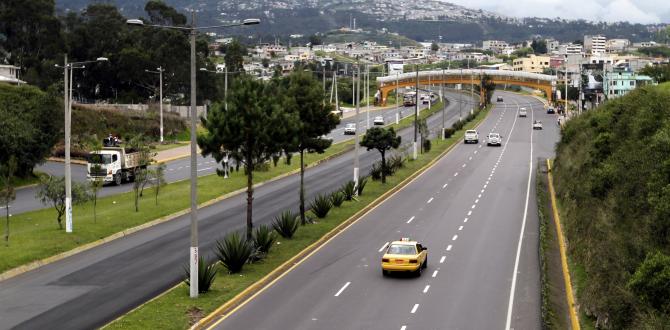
<box><xmin>558</xmin><ymin>43</ymin><xmax>584</xmax><ymax>55</ymax></box>
<box><xmin>584</xmin><ymin>35</ymin><xmax>607</xmax><ymax>55</ymax></box>
<box><xmin>482</xmin><ymin>40</ymin><xmax>508</xmax><ymax>53</ymax></box>
<box><xmin>606</xmin><ymin>39</ymin><xmax>630</xmax><ymax>53</ymax></box>
<box><xmin>0</xmin><ymin>65</ymin><xmax>25</xmax><ymax>85</ymax></box>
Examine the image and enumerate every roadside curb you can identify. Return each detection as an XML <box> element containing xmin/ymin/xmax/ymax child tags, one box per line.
<box><xmin>0</xmin><ymin>144</ymin><xmax>355</xmax><ymax>283</ymax></box>
<box><xmin>191</xmin><ymin>107</ymin><xmax>492</xmax><ymax>330</ymax></box>
<box><xmin>47</xmin><ymin>157</ymin><xmax>87</xmax><ymax>165</ymax></box>
<box><xmin>546</xmin><ymin>159</ymin><xmax>581</xmax><ymax>330</ymax></box>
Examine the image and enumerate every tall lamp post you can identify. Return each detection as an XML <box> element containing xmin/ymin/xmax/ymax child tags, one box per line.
<box><xmin>146</xmin><ymin>66</ymin><xmax>165</xmax><ymax>143</ymax></box>
<box><xmin>127</xmin><ymin>14</ymin><xmax>260</xmax><ymax>299</ymax></box>
<box><xmin>56</xmin><ymin>56</ymin><xmax>108</xmax><ymax>234</ymax></box>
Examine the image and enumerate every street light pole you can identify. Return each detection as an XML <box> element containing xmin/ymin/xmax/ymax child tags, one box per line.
<box><xmin>188</xmin><ymin>11</ymin><xmax>199</xmax><ymax>299</ymax></box>
<box><xmin>441</xmin><ymin>68</ymin><xmax>445</xmax><ymax>140</ymax></box>
<box><xmin>146</xmin><ymin>67</ymin><xmax>165</xmax><ymax>142</ymax></box>
<box><xmin>63</xmin><ymin>54</ymin><xmax>72</xmax><ymax>233</ymax></box>
<box><xmin>353</xmin><ymin>63</ymin><xmax>360</xmax><ymax>191</ymax></box>
<box><xmin>395</xmin><ymin>72</ymin><xmax>399</xmax><ymax>124</ymax></box>
<box><xmin>413</xmin><ymin>66</ymin><xmax>418</xmax><ymax>160</ymax></box>
<box><xmin>366</xmin><ymin>65</ymin><xmax>370</xmax><ymax>129</ymax></box>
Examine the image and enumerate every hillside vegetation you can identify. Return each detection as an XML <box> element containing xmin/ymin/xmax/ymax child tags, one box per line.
<box><xmin>554</xmin><ymin>85</ymin><xmax>670</xmax><ymax>328</ymax></box>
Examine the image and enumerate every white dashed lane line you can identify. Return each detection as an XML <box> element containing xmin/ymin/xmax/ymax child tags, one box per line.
<box><xmin>334</xmin><ymin>282</ymin><xmax>350</xmax><ymax>297</ymax></box>
<box><xmin>197</xmin><ymin>167</ymin><xmax>213</xmax><ymax>172</ymax></box>
<box><xmin>406</xmin><ymin>216</ymin><xmax>415</xmax><ymax>224</ymax></box>
<box><xmin>454</xmin><ymin>172</ymin><xmax>458</xmax><ymax>177</ymax></box>
<box><xmin>452</xmin><ymin>235</ymin><xmax>458</xmax><ymax>241</ymax></box>
<box><xmin>426</xmin><ymin>198</ymin><xmax>434</xmax><ymax>204</ymax></box>
<box><xmin>440</xmin><ymin>256</ymin><xmax>446</xmax><ymax>263</ymax></box>
<box><xmin>423</xmin><ymin>285</ymin><xmax>431</xmax><ymax>293</ymax></box>
<box><xmin>443</xmin><ymin>183</ymin><xmax>448</xmax><ymax>189</ymax></box>
<box><xmin>432</xmin><ymin>270</ymin><xmax>439</xmax><ymax>278</ymax></box>
<box><xmin>401</xmin><ymin>326</ymin><xmax>407</xmax><ymax>330</ymax></box>
<box><xmin>467</xmin><ymin>210</ymin><xmax>472</xmax><ymax>216</ymax></box>
<box><xmin>458</xmin><ymin>226</ymin><xmax>463</xmax><ymax>231</ymax></box>
<box><xmin>446</xmin><ymin>245</ymin><xmax>452</xmax><ymax>251</ymax></box>
<box><xmin>378</xmin><ymin>242</ymin><xmax>389</xmax><ymax>253</ymax></box>
<box><xmin>411</xmin><ymin>304</ymin><xmax>419</xmax><ymax>314</ymax></box>
<box><xmin>464</xmin><ymin>218</ymin><xmax>468</xmax><ymax>223</ymax></box>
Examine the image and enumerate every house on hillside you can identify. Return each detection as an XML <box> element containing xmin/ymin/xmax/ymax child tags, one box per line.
<box><xmin>0</xmin><ymin>65</ymin><xmax>25</xmax><ymax>85</ymax></box>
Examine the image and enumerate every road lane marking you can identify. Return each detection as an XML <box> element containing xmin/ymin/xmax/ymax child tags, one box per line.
<box><xmin>467</xmin><ymin>210</ymin><xmax>472</xmax><ymax>216</ymax></box>
<box><xmin>452</xmin><ymin>235</ymin><xmax>458</xmax><ymax>241</ymax></box>
<box><xmin>334</xmin><ymin>282</ymin><xmax>351</xmax><ymax>297</ymax></box>
<box><xmin>443</xmin><ymin>183</ymin><xmax>448</xmax><ymax>188</ymax></box>
<box><xmin>464</xmin><ymin>218</ymin><xmax>468</xmax><ymax>223</ymax></box>
<box><xmin>474</xmin><ymin>150</ymin><xmax>478</xmax><ymax>154</ymax></box>
<box><xmin>478</xmin><ymin>194</ymin><xmax>482</xmax><ymax>198</ymax></box>
<box><xmin>446</xmin><ymin>245</ymin><xmax>452</xmax><ymax>251</ymax></box>
<box><xmin>462</xmin><ymin>164</ymin><xmax>466</xmax><ymax>168</ymax></box>
<box><xmin>432</xmin><ymin>270</ymin><xmax>438</xmax><ymax>278</ymax></box>
<box><xmin>401</xmin><ymin>326</ymin><xmax>407</xmax><ymax>330</ymax></box>
<box><xmin>411</xmin><ymin>304</ymin><xmax>419</xmax><ymax>314</ymax></box>
<box><xmin>471</xmin><ymin>204</ymin><xmax>476</xmax><ymax>209</ymax></box>
<box><xmin>505</xmin><ymin>98</ymin><xmax>534</xmax><ymax>330</ymax></box>
<box><xmin>406</xmin><ymin>216</ymin><xmax>415</xmax><ymax>224</ymax></box>
<box><xmin>454</xmin><ymin>172</ymin><xmax>458</xmax><ymax>177</ymax></box>
<box><xmin>440</xmin><ymin>256</ymin><xmax>446</xmax><ymax>263</ymax></box>
<box><xmin>475</xmin><ymin>199</ymin><xmax>479</xmax><ymax>204</ymax></box>
<box><xmin>481</xmin><ymin>189</ymin><xmax>485</xmax><ymax>193</ymax></box>
<box><xmin>458</xmin><ymin>226</ymin><xmax>463</xmax><ymax>231</ymax></box>
<box><xmin>197</xmin><ymin>167</ymin><xmax>213</xmax><ymax>172</ymax></box>
<box><xmin>427</xmin><ymin>198</ymin><xmax>434</xmax><ymax>204</ymax></box>
<box><xmin>423</xmin><ymin>285</ymin><xmax>431</xmax><ymax>293</ymax></box>
<box><xmin>469</xmin><ymin>156</ymin><xmax>472</xmax><ymax>160</ymax></box>
<box><xmin>379</xmin><ymin>242</ymin><xmax>389</xmax><ymax>252</ymax></box>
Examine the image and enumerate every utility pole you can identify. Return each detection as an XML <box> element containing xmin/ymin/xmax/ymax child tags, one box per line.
<box><xmin>158</xmin><ymin>66</ymin><xmax>164</xmax><ymax>142</ymax></box>
<box><xmin>366</xmin><ymin>65</ymin><xmax>370</xmax><ymax>129</ymax></box>
<box><xmin>353</xmin><ymin>63</ymin><xmax>360</xmax><ymax>191</ymax></box>
<box><xmin>63</xmin><ymin>54</ymin><xmax>72</xmax><ymax>233</ymax></box>
<box><xmin>188</xmin><ymin>10</ymin><xmax>199</xmax><ymax>299</ymax></box>
<box><xmin>395</xmin><ymin>72</ymin><xmax>399</xmax><ymax>124</ymax></box>
<box><xmin>441</xmin><ymin>68</ymin><xmax>445</xmax><ymax>140</ymax></box>
<box><xmin>224</xmin><ymin>66</ymin><xmax>228</xmax><ymax>111</ymax></box>
<box><xmin>413</xmin><ymin>66</ymin><xmax>418</xmax><ymax>160</ymax></box>
<box><xmin>459</xmin><ymin>69</ymin><xmax>463</xmax><ymax>121</ymax></box>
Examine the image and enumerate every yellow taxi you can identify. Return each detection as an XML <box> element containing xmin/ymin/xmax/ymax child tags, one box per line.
<box><xmin>381</xmin><ymin>238</ymin><xmax>428</xmax><ymax>276</ymax></box>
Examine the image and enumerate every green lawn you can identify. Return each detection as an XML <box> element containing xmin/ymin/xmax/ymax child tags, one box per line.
<box><xmin>0</xmin><ymin>101</ymin><xmax>444</xmax><ymax>274</ymax></box>
<box><xmin>12</xmin><ymin>171</ymin><xmax>49</xmax><ymax>189</ymax></box>
<box><xmin>104</xmin><ymin>105</ymin><xmax>490</xmax><ymax>330</ymax></box>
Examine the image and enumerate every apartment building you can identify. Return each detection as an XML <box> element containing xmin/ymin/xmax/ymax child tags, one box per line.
<box><xmin>482</xmin><ymin>40</ymin><xmax>508</xmax><ymax>54</ymax></box>
<box><xmin>512</xmin><ymin>54</ymin><xmax>551</xmax><ymax>73</ymax></box>
<box><xmin>584</xmin><ymin>35</ymin><xmax>607</xmax><ymax>55</ymax></box>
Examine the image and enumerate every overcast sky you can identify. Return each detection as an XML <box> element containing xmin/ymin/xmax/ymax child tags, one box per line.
<box><xmin>447</xmin><ymin>0</ymin><xmax>670</xmax><ymax>24</ymax></box>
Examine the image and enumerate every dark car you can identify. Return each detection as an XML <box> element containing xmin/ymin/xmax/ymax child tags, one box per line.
<box><xmin>496</xmin><ymin>96</ymin><xmax>504</xmax><ymax>102</ymax></box>
<box><xmin>546</xmin><ymin>107</ymin><xmax>555</xmax><ymax>114</ymax></box>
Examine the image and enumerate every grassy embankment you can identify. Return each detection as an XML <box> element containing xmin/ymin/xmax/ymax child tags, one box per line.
<box><xmin>0</xmin><ymin>101</ymin><xmax>446</xmax><ymax>274</ymax></box>
<box><xmin>104</xmin><ymin>105</ymin><xmax>490</xmax><ymax>330</ymax></box>
<box><xmin>553</xmin><ymin>84</ymin><xmax>670</xmax><ymax>328</ymax></box>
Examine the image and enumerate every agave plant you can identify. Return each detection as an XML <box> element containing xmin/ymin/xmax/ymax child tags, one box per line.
<box><xmin>272</xmin><ymin>210</ymin><xmax>300</xmax><ymax>239</ymax></box>
<box><xmin>215</xmin><ymin>231</ymin><xmax>254</xmax><ymax>274</ymax></box>
<box><xmin>253</xmin><ymin>224</ymin><xmax>277</xmax><ymax>254</ymax></box>
<box><xmin>341</xmin><ymin>180</ymin><xmax>356</xmax><ymax>201</ymax></box>
<box><xmin>330</xmin><ymin>191</ymin><xmax>345</xmax><ymax>207</ymax></box>
<box><xmin>370</xmin><ymin>161</ymin><xmax>383</xmax><ymax>181</ymax></box>
<box><xmin>357</xmin><ymin>176</ymin><xmax>369</xmax><ymax>196</ymax></box>
<box><xmin>183</xmin><ymin>255</ymin><xmax>218</xmax><ymax>293</ymax></box>
<box><xmin>310</xmin><ymin>193</ymin><xmax>333</xmax><ymax>218</ymax></box>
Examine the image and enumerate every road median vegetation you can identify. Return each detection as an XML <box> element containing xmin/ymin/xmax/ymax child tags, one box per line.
<box><xmin>103</xmin><ymin>104</ymin><xmax>489</xmax><ymax>330</ymax></box>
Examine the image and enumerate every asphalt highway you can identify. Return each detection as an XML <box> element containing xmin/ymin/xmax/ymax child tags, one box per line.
<box><xmin>10</xmin><ymin>100</ymin><xmax>432</xmax><ymax>215</ymax></box>
<box><xmin>208</xmin><ymin>91</ymin><xmax>559</xmax><ymax>330</ymax></box>
<box><xmin>0</xmin><ymin>91</ymin><xmax>474</xmax><ymax>329</ymax></box>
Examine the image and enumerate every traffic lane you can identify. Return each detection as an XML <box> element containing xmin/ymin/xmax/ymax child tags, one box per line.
<box><xmin>212</xmin><ymin>95</ymin><xmax>511</xmax><ymax>330</ymax></box>
<box><xmin>0</xmin><ymin>99</ymin><xmax>463</xmax><ymax>329</ymax></box>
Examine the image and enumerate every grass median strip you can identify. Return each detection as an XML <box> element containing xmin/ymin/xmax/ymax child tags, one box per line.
<box><xmin>104</xmin><ymin>105</ymin><xmax>489</xmax><ymax>330</ymax></box>
<box><xmin>0</xmin><ymin>102</ymin><xmax>446</xmax><ymax>275</ymax></box>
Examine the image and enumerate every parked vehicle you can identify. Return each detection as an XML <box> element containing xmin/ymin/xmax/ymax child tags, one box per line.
<box><xmin>87</xmin><ymin>138</ymin><xmax>144</xmax><ymax>186</ymax></box>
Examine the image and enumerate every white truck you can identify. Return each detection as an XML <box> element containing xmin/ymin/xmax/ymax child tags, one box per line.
<box><xmin>87</xmin><ymin>146</ymin><xmax>144</xmax><ymax>185</ymax></box>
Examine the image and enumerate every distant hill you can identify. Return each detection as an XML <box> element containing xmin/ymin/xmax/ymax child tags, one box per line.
<box><xmin>55</xmin><ymin>0</ymin><xmax>660</xmax><ymax>43</ymax></box>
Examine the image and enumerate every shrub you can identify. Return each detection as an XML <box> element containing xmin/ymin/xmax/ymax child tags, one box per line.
<box><xmin>183</xmin><ymin>255</ymin><xmax>217</xmax><ymax>293</ymax></box>
<box><xmin>443</xmin><ymin>128</ymin><xmax>456</xmax><ymax>138</ymax></box>
<box><xmin>253</xmin><ymin>224</ymin><xmax>277</xmax><ymax>254</ymax></box>
<box><xmin>215</xmin><ymin>231</ymin><xmax>254</xmax><ymax>274</ymax></box>
<box><xmin>357</xmin><ymin>176</ymin><xmax>369</xmax><ymax>196</ymax></box>
<box><xmin>330</xmin><ymin>191</ymin><xmax>345</xmax><ymax>207</ymax></box>
<box><xmin>341</xmin><ymin>180</ymin><xmax>356</xmax><ymax>200</ymax></box>
<box><xmin>451</xmin><ymin>120</ymin><xmax>465</xmax><ymax>131</ymax></box>
<box><xmin>272</xmin><ymin>210</ymin><xmax>300</xmax><ymax>238</ymax></box>
<box><xmin>423</xmin><ymin>139</ymin><xmax>432</xmax><ymax>152</ymax></box>
<box><xmin>387</xmin><ymin>154</ymin><xmax>405</xmax><ymax>173</ymax></box>
<box><xmin>370</xmin><ymin>162</ymin><xmax>383</xmax><ymax>180</ymax></box>
<box><xmin>310</xmin><ymin>193</ymin><xmax>333</xmax><ymax>218</ymax></box>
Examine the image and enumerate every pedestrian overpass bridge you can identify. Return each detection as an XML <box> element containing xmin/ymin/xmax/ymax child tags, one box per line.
<box><xmin>376</xmin><ymin>69</ymin><xmax>557</xmax><ymax>106</ymax></box>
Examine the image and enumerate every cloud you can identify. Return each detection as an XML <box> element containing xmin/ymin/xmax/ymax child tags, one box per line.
<box><xmin>446</xmin><ymin>0</ymin><xmax>668</xmax><ymax>24</ymax></box>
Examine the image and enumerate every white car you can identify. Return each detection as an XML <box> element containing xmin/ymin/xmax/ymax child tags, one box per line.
<box><xmin>373</xmin><ymin>116</ymin><xmax>384</xmax><ymax>125</ymax></box>
<box><xmin>519</xmin><ymin>107</ymin><xmax>527</xmax><ymax>117</ymax></box>
<box><xmin>344</xmin><ymin>123</ymin><xmax>356</xmax><ymax>135</ymax></box>
<box><xmin>533</xmin><ymin>120</ymin><xmax>543</xmax><ymax>130</ymax></box>
<box><xmin>464</xmin><ymin>130</ymin><xmax>479</xmax><ymax>144</ymax></box>
<box><xmin>487</xmin><ymin>133</ymin><xmax>502</xmax><ymax>146</ymax></box>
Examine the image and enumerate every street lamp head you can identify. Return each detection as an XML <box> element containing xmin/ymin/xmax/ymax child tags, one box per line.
<box><xmin>199</xmin><ymin>68</ymin><xmax>208</xmax><ymax>72</ymax></box>
<box><xmin>96</xmin><ymin>57</ymin><xmax>109</xmax><ymax>62</ymax></box>
<box><xmin>242</xmin><ymin>18</ymin><xmax>261</xmax><ymax>25</ymax></box>
<box><xmin>126</xmin><ymin>19</ymin><xmax>144</xmax><ymax>26</ymax></box>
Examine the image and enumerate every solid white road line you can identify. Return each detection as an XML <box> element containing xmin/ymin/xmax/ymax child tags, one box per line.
<box><xmin>379</xmin><ymin>242</ymin><xmax>389</xmax><ymax>253</ymax></box>
<box><xmin>427</xmin><ymin>198</ymin><xmax>434</xmax><ymax>204</ymax></box>
<box><xmin>334</xmin><ymin>282</ymin><xmax>351</xmax><ymax>297</ymax></box>
<box><xmin>406</xmin><ymin>216</ymin><xmax>415</xmax><ymax>224</ymax></box>
<box><xmin>446</xmin><ymin>245</ymin><xmax>452</xmax><ymax>251</ymax></box>
<box><xmin>411</xmin><ymin>304</ymin><xmax>419</xmax><ymax>314</ymax></box>
<box><xmin>505</xmin><ymin>98</ymin><xmax>534</xmax><ymax>330</ymax></box>
<box><xmin>440</xmin><ymin>256</ymin><xmax>446</xmax><ymax>263</ymax></box>
<box><xmin>423</xmin><ymin>285</ymin><xmax>431</xmax><ymax>293</ymax></box>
